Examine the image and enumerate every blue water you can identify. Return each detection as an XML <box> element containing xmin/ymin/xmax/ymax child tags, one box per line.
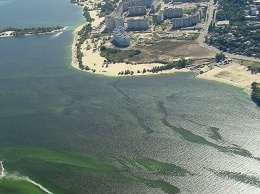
<box><xmin>0</xmin><ymin>0</ymin><xmax>260</xmax><ymax>193</ymax></box>
<box><xmin>0</xmin><ymin>0</ymin><xmax>84</xmax><ymax>29</ymax></box>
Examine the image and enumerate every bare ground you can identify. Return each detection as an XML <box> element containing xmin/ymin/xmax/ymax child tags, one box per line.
<box><xmin>131</xmin><ymin>40</ymin><xmax>215</xmax><ymax>63</ymax></box>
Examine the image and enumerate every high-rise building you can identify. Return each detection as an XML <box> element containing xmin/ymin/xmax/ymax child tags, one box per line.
<box><xmin>105</xmin><ymin>16</ymin><xmax>124</xmax><ymax>30</ymax></box>
<box><xmin>163</xmin><ymin>7</ymin><xmax>183</xmax><ymax>19</ymax></box>
<box><xmin>128</xmin><ymin>6</ymin><xmax>147</xmax><ymax>16</ymax></box>
<box><xmin>127</xmin><ymin>18</ymin><xmax>149</xmax><ymax>30</ymax></box>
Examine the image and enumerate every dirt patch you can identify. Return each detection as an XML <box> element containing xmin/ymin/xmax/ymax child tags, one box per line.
<box><xmin>131</xmin><ymin>40</ymin><xmax>215</xmax><ymax>63</ymax></box>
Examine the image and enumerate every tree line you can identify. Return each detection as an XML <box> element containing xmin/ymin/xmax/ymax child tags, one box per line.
<box><xmin>251</xmin><ymin>82</ymin><xmax>260</xmax><ymax>106</ymax></box>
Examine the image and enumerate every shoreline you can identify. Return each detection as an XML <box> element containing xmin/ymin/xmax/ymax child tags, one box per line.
<box><xmin>70</xmin><ymin>3</ymin><xmax>260</xmax><ymax>94</ymax></box>
<box><xmin>196</xmin><ymin>63</ymin><xmax>260</xmax><ymax>94</ymax></box>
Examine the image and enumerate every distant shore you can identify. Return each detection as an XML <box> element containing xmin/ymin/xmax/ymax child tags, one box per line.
<box><xmin>70</xmin><ymin>2</ymin><xmax>260</xmax><ymax>94</ymax></box>
<box><xmin>0</xmin><ymin>26</ymin><xmax>67</xmax><ymax>38</ymax></box>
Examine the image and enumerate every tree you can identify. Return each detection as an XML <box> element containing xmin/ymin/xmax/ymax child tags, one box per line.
<box><xmin>215</xmin><ymin>52</ymin><xmax>225</xmax><ymax>62</ymax></box>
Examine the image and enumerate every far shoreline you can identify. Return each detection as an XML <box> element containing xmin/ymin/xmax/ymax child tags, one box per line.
<box><xmin>69</xmin><ymin>2</ymin><xmax>260</xmax><ymax>95</ymax></box>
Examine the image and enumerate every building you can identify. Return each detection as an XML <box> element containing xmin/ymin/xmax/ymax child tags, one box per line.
<box><xmin>123</xmin><ymin>0</ymin><xmax>147</xmax><ymax>11</ymax></box>
<box><xmin>250</xmin><ymin>6</ymin><xmax>257</xmax><ymax>16</ymax></box>
<box><xmin>127</xmin><ymin>18</ymin><xmax>149</xmax><ymax>30</ymax></box>
<box><xmin>129</xmin><ymin>5</ymin><xmax>147</xmax><ymax>16</ymax></box>
<box><xmin>150</xmin><ymin>0</ymin><xmax>158</xmax><ymax>13</ymax></box>
<box><xmin>172</xmin><ymin>12</ymin><xmax>200</xmax><ymax>29</ymax></box>
<box><xmin>216</xmin><ymin>20</ymin><xmax>230</xmax><ymax>27</ymax></box>
<box><xmin>156</xmin><ymin>10</ymin><xmax>164</xmax><ymax>23</ymax></box>
<box><xmin>105</xmin><ymin>15</ymin><xmax>124</xmax><ymax>30</ymax></box>
<box><xmin>113</xmin><ymin>26</ymin><xmax>130</xmax><ymax>47</ymax></box>
<box><xmin>163</xmin><ymin>7</ymin><xmax>183</xmax><ymax>19</ymax></box>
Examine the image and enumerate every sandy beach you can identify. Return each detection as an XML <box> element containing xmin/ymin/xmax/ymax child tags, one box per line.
<box><xmin>0</xmin><ymin>31</ymin><xmax>14</xmax><ymax>38</ymax></box>
<box><xmin>196</xmin><ymin>63</ymin><xmax>260</xmax><ymax>93</ymax></box>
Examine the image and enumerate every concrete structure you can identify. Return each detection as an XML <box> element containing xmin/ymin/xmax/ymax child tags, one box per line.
<box><xmin>105</xmin><ymin>15</ymin><xmax>124</xmax><ymax>30</ymax></box>
<box><xmin>127</xmin><ymin>18</ymin><xmax>149</xmax><ymax>30</ymax></box>
<box><xmin>250</xmin><ymin>6</ymin><xmax>257</xmax><ymax>16</ymax></box>
<box><xmin>129</xmin><ymin>5</ymin><xmax>147</xmax><ymax>16</ymax></box>
<box><xmin>123</xmin><ymin>0</ymin><xmax>147</xmax><ymax>11</ymax></box>
<box><xmin>216</xmin><ymin>20</ymin><xmax>230</xmax><ymax>26</ymax></box>
<box><xmin>105</xmin><ymin>2</ymin><xmax>124</xmax><ymax>30</ymax></box>
<box><xmin>172</xmin><ymin>12</ymin><xmax>200</xmax><ymax>29</ymax></box>
<box><xmin>113</xmin><ymin>26</ymin><xmax>130</xmax><ymax>47</ymax></box>
<box><xmin>157</xmin><ymin>10</ymin><xmax>164</xmax><ymax>23</ymax></box>
<box><xmin>150</xmin><ymin>0</ymin><xmax>159</xmax><ymax>13</ymax></box>
<box><xmin>163</xmin><ymin>7</ymin><xmax>183</xmax><ymax>19</ymax></box>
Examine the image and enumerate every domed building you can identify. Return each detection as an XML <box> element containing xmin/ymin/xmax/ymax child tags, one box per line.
<box><xmin>112</xmin><ymin>26</ymin><xmax>130</xmax><ymax>47</ymax></box>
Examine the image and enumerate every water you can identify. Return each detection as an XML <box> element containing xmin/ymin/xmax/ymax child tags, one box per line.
<box><xmin>0</xmin><ymin>0</ymin><xmax>260</xmax><ymax>193</ymax></box>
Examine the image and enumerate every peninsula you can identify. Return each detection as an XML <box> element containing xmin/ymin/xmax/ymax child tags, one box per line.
<box><xmin>70</xmin><ymin>0</ymin><xmax>260</xmax><ymax>95</ymax></box>
<box><xmin>0</xmin><ymin>26</ymin><xmax>66</xmax><ymax>38</ymax></box>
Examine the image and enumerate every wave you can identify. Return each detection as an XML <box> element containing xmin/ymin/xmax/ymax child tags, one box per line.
<box><xmin>0</xmin><ymin>161</ymin><xmax>5</xmax><ymax>179</ymax></box>
<box><xmin>0</xmin><ymin>161</ymin><xmax>53</xmax><ymax>194</ymax></box>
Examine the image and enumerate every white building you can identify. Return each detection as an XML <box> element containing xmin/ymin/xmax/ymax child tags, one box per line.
<box><xmin>113</xmin><ymin>26</ymin><xmax>130</xmax><ymax>47</ymax></box>
<box><xmin>216</xmin><ymin>20</ymin><xmax>230</xmax><ymax>27</ymax></box>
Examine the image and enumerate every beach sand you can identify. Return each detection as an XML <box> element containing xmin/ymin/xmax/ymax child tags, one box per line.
<box><xmin>0</xmin><ymin>31</ymin><xmax>14</xmax><ymax>38</ymax></box>
<box><xmin>196</xmin><ymin>63</ymin><xmax>260</xmax><ymax>93</ymax></box>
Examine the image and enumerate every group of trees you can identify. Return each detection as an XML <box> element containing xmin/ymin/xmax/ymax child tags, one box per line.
<box><xmin>216</xmin><ymin>0</ymin><xmax>246</xmax><ymax>23</ymax></box>
<box><xmin>83</xmin><ymin>6</ymin><xmax>94</xmax><ymax>22</ymax></box>
<box><xmin>96</xmin><ymin>0</ymin><xmax>118</xmax><ymax>17</ymax></box>
<box><xmin>251</xmin><ymin>82</ymin><xmax>260</xmax><ymax>106</ymax></box>
<box><xmin>215</xmin><ymin>52</ymin><xmax>226</xmax><ymax>62</ymax></box>
<box><xmin>248</xmin><ymin>65</ymin><xmax>260</xmax><ymax>74</ymax></box>
<box><xmin>150</xmin><ymin>58</ymin><xmax>191</xmax><ymax>73</ymax></box>
<box><xmin>208</xmin><ymin>0</ymin><xmax>260</xmax><ymax>58</ymax></box>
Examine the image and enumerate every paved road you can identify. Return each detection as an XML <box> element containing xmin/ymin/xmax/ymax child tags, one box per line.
<box><xmin>197</xmin><ymin>0</ymin><xmax>260</xmax><ymax>63</ymax></box>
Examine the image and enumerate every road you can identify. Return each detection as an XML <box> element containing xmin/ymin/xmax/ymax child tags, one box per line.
<box><xmin>197</xmin><ymin>0</ymin><xmax>260</xmax><ymax>63</ymax></box>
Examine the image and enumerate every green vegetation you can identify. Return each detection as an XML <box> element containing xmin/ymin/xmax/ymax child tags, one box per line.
<box><xmin>207</xmin><ymin>0</ymin><xmax>260</xmax><ymax>58</ymax></box>
<box><xmin>0</xmin><ymin>26</ymin><xmax>63</xmax><ymax>37</ymax></box>
<box><xmin>216</xmin><ymin>0</ymin><xmax>246</xmax><ymax>22</ymax></box>
<box><xmin>251</xmin><ymin>82</ymin><xmax>260</xmax><ymax>106</ymax></box>
<box><xmin>100</xmin><ymin>46</ymin><xmax>141</xmax><ymax>63</ymax></box>
<box><xmin>76</xmin><ymin>24</ymin><xmax>92</xmax><ymax>70</ymax></box>
<box><xmin>0</xmin><ymin>147</ymin><xmax>185</xmax><ymax>194</ymax></box>
<box><xmin>215</xmin><ymin>52</ymin><xmax>225</xmax><ymax>62</ymax></box>
<box><xmin>137</xmin><ymin>158</ymin><xmax>191</xmax><ymax>176</ymax></box>
<box><xmin>149</xmin><ymin>59</ymin><xmax>191</xmax><ymax>73</ymax></box>
<box><xmin>97</xmin><ymin>0</ymin><xmax>118</xmax><ymax>17</ymax></box>
<box><xmin>0</xmin><ymin>179</ymin><xmax>46</xmax><ymax>194</ymax></box>
<box><xmin>248</xmin><ymin>65</ymin><xmax>260</xmax><ymax>74</ymax></box>
<box><xmin>215</xmin><ymin>171</ymin><xmax>260</xmax><ymax>187</ymax></box>
<box><xmin>83</xmin><ymin>6</ymin><xmax>94</xmax><ymax>22</ymax></box>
